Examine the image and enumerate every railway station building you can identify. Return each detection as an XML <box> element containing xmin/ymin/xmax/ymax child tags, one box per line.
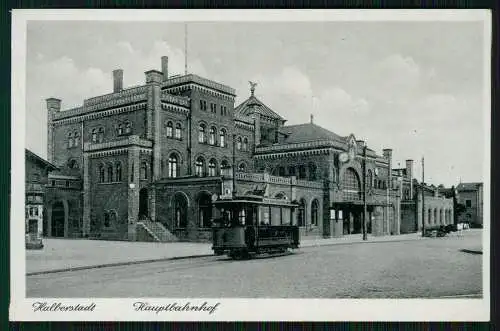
<box><xmin>41</xmin><ymin>55</ymin><xmax>452</xmax><ymax>242</ymax></box>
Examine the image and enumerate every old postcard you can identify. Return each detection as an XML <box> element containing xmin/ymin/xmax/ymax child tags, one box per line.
<box><xmin>10</xmin><ymin>9</ymin><xmax>491</xmax><ymax>321</ymax></box>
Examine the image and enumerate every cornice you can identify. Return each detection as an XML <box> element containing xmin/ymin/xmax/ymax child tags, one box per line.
<box><xmin>53</xmin><ymin>102</ymin><xmax>147</xmax><ymax>125</ymax></box>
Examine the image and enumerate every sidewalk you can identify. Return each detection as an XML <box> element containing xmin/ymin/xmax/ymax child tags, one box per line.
<box><xmin>26</xmin><ymin>230</ymin><xmax>477</xmax><ymax>275</ymax></box>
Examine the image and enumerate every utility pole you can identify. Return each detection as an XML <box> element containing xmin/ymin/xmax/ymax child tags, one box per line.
<box><xmin>362</xmin><ymin>144</ymin><xmax>368</xmax><ymax>240</ymax></box>
<box><xmin>421</xmin><ymin>156</ymin><xmax>425</xmax><ymax>237</ymax></box>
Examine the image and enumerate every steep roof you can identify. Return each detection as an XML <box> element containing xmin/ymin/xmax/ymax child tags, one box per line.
<box><xmin>25</xmin><ymin>149</ymin><xmax>58</xmax><ymax>170</ymax></box>
<box><xmin>280</xmin><ymin>123</ymin><xmax>345</xmax><ymax>144</ymax></box>
<box><xmin>234</xmin><ymin>95</ymin><xmax>285</xmax><ymax>121</ymax></box>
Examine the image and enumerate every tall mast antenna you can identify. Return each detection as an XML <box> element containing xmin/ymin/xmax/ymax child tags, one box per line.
<box><xmin>184</xmin><ymin>23</ymin><xmax>188</xmax><ymax>75</ymax></box>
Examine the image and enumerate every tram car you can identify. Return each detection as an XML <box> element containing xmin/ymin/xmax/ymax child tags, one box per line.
<box><xmin>212</xmin><ymin>195</ymin><xmax>300</xmax><ymax>259</ymax></box>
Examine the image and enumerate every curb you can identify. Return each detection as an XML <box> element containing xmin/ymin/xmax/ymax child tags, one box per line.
<box><xmin>26</xmin><ymin>254</ymin><xmax>213</xmax><ymax>276</ymax></box>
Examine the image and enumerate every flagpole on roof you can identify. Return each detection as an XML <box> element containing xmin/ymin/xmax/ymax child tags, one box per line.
<box><xmin>184</xmin><ymin>23</ymin><xmax>188</xmax><ymax>75</ymax></box>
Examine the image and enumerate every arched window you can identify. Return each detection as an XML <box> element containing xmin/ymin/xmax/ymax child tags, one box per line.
<box><xmin>68</xmin><ymin>159</ymin><xmax>79</xmax><ymax>169</ymax></box>
<box><xmin>168</xmin><ymin>154</ymin><xmax>178</xmax><ymax>178</ymax></box>
<box><xmin>140</xmin><ymin>162</ymin><xmax>148</xmax><ymax>180</ymax></box>
<box><xmin>238</xmin><ymin>162</ymin><xmax>246</xmax><ymax>172</ymax></box>
<box><xmin>198</xmin><ymin>124</ymin><xmax>206</xmax><ymax>143</ymax></box>
<box><xmin>91</xmin><ymin>129</ymin><xmax>97</xmax><ymax>143</ymax></box>
<box><xmin>98</xmin><ymin>127</ymin><xmax>104</xmax><ymax>143</ymax></box>
<box><xmin>367</xmin><ymin>169</ymin><xmax>373</xmax><ymax>188</ymax></box>
<box><xmin>208</xmin><ymin>159</ymin><xmax>217</xmax><ymax>176</ymax></box>
<box><xmin>243</xmin><ymin>137</ymin><xmax>248</xmax><ymax>151</ymax></box>
<box><xmin>117</xmin><ymin>124</ymin><xmax>123</xmax><ymax>135</ymax></box>
<box><xmin>174</xmin><ymin>193</ymin><xmax>188</xmax><ymax>228</ymax></box>
<box><xmin>115</xmin><ymin>163</ymin><xmax>122</xmax><ymax>182</ymax></box>
<box><xmin>219</xmin><ymin>129</ymin><xmax>226</xmax><ymax>147</ymax></box>
<box><xmin>198</xmin><ymin>193</ymin><xmax>212</xmax><ymax>228</ymax></box>
<box><xmin>427</xmin><ymin>209</ymin><xmax>431</xmax><ymax>225</ymax></box>
<box><xmin>288</xmin><ymin>166</ymin><xmax>296</xmax><ymax>176</ymax></box>
<box><xmin>68</xmin><ymin>133</ymin><xmax>73</xmax><ymax>148</ymax></box>
<box><xmin>433</xmin><ymin>208</ymin><xmax>437</xmax><ymax>225</ymax></box>
<box><xmin>98</xmin><ymin>164</ymin><xmax>105</xmax><ymax>183</ymax></box>
<box><xmin>209</xmin><ymin>127</ymin><xmax>216</xmax><ymax>145</ymax></box>
<box><xmin>175</xmin><ymin>123</ymin><xmax>182</xmax><ymax>139</ymax></box>
<box><xmin>440</xmin><ymin>209</ymin><xmax>444</xmax><ymax>225</ymax></box>
<box><xmin>166</xmin><ymin>121</ymin><xmax>173</xmax><ymax>137</ymax></box>
<box><xmin>308</xmin><ymin>163</ymin><xmax>317</xmax><ymax>181</ymax></box>
<box><xmin>237</xmin><ymin>137</ymin><xmax>242</xmax><ymax>150</ymax></box>
<box><xmin>74</xmin><ymin>131</ymin><xmax>80</xmax><ymax>147</ymax></box>
<box><xmin>342</xmin><ymin>167</ymin><xmax>361</xmax><ymax>201</ymax></box>
<box><xmin>278</xmin><ymin>166</ymin><xmax>285</xmax><ymax>176</ymax></box>
<box><xmin>107</xmin><ymin>164</ymin><xmax>113</xmax><ymax>182</ymax></box>
<box><xmin>221</xmin><ymin>160</ymin><xmax>230</xmax><ymax>176</ymax></box>
<box><xmin>298</xmin><ymin>198</ymin><xmax>306</xmax><ymax>227</ymax></box>
<box><xmin>195</xmin><ymin>157</ymin><xmax>205</xmax><ymax>177</ymax></box>
<box><xmin>298</xmin><ymin>165</ymin><xmax>307</xmax><ymax>179</ymax></box>
<box><xmin>311</xmin><ymin>199</ymin><xmax>319</xmax><ymax>226</ymax></box>
<box><xmin>125</xmin><ymin>121</ymin><xmax>132</xmax><ymax>134</ymax></box>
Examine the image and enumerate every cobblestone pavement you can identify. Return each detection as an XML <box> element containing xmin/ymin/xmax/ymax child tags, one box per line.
<box><xmin>26</xmin><ymin>230</ymin><xmax>483</xmax><ymax>298</ymax></box>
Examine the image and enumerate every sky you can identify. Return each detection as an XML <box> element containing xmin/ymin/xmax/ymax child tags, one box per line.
<box><xmin>25</xmin><ymin>19</ymin><xmax>488</xmax><ymax>187</ymax></box>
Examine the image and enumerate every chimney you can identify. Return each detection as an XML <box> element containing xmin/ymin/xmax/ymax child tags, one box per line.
<box><xmin>383</xmin><ymin>148</ymin><xmax>393</xmax><ymax>190</ymax></box>
<box><xmin>145</xmin><ymin>70</ymin><xmax>162</xmax><ymax>85</ymax></box>
<box><xmin>161</xmin><ymin>56</ymin><xmax>169</xmax><ymax>81</ymax></box>
<box><xmin>406</xmin><ymin>159</ymin><xmax>414</xmax><ymax>198</ymax></box>
<box><xmin>310</xmin><ymin>114</ymin><xmax>314</xmax><ymax>124</ymax></box>
<box><xmin>405</xmin><ymin>160</ymin><xmax>414</xmax><ymax>181</ymax></box>
<box><xmin>113</xmin><ymin>69</ymin><xmax>123</xmax><ymax>93</ymax></box>
<box><xmin>46</xmin><ymin>98</ymin><xmax>61</xmax><ymax>112</ymax></box>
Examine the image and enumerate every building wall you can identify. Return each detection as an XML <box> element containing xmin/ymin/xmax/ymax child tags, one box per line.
<box><xmin>457</xmin><ymin>187</ymin><xmax>483</xmax><ymax>225</ymax></box>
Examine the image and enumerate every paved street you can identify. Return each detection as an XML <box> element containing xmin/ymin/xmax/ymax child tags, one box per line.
<box><xmin>27</xmin><ymin>230</ymin><xmax>483</xmax><ymax>298</ymax></box>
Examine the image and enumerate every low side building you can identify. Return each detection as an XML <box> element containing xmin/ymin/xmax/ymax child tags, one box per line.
<box><xmin>25</xmin><ymin>149</ymin><xmax>58</xmax><ymax>237</ymax></box>
<box><xmin>457</xmin><ymin>182</ymin><xmax>483</xmax><ymax>227</ymax></box>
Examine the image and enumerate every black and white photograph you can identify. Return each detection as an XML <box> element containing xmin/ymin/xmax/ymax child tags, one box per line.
<box><xmin>11</xmin><ymin>10</ymin><xmax>490</xmax><ymax>321</ymax></box>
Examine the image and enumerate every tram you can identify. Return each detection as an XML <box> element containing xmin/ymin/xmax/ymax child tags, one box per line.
<box><xmin>211</xmin><ymin>195</ymin><xmax>300</xmax><ymax>259</ymax></box>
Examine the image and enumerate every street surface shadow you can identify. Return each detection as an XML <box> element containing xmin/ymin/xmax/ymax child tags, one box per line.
<box><xmin>460</xmin><ymin>249</ymin><xmax>482</xmax><ymax>255</ymax></box>
<box><xmin>214</xmin><ymin>250</ymin><xmax>304</xmax><ymax>262</ymax></box>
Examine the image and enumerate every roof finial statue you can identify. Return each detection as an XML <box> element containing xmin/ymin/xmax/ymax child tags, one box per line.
<box><xmin>249</xmin><ymin>81</ymin><xmax>257</xmax><ymax>96</ymax></box>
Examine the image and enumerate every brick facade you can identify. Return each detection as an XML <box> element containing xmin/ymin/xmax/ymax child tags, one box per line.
<box><xmin>41</xmin><ymin>55</ymin><xmax>453</xmax><ymax>242</ymax></box>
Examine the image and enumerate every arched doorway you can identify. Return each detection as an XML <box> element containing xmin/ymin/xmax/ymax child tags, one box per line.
<box><xmin>51</xmin><ymin>201</ymin><xmax>65</xmax><ymax>237</ymax></box>
<box><xmin>139</xmin><ymin>188</ymin><xmax>149</xmax><ymax>219</ymax></box>
<box><xmin>173</xmin><ymin>193</ymin><xmax>188</xmax><ymax>228</ymax></box>
<box><xmin>197</xmin><ymin>192</ymin><xmax>212</xmax><ymax>228</ymax></box>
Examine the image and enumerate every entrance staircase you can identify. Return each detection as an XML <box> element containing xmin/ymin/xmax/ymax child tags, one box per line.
<box><xmin>136</xmin><ymin>219</ymin><xmax>178</xmax><ymax>242</ymax></box>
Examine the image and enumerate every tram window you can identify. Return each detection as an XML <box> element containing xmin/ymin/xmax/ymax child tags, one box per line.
<box><xmin>238</xmin><ymin>209</ymin><xmax>246</xmax><ymax>225</ymax></box>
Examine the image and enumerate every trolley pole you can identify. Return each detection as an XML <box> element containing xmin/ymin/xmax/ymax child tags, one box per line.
<box><xmin>362</xmin><ymin>144</ymin><xmax>368</xmax><ymax>241</ymax></box>
<box><xmin>421</xmin><ymin>156</ymin><xmax>425</xmax><ymax>237</ymax></box>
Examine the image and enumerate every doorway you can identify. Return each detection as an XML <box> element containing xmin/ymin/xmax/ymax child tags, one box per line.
<box><xmin>51</xmin><ymin>201</ymin><xmax>65</xmax><ymax>237</ymax></box>
<box><xmin>139</xmin><ymin>188</ymin><xmax>148</xmax><ymax>219</ymax></box>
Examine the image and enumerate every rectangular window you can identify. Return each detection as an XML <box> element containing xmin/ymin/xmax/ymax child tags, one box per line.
<box><xmin>465</xmin><ymin>199</ymin><xmax>472</xmax><ymax>207</ymax></box>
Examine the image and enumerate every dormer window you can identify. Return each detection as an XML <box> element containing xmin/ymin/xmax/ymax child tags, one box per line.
<box><xmin>117</xmin><ymin>124</ymin><xmax>123</xmax><ymax>135</ymax></box>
